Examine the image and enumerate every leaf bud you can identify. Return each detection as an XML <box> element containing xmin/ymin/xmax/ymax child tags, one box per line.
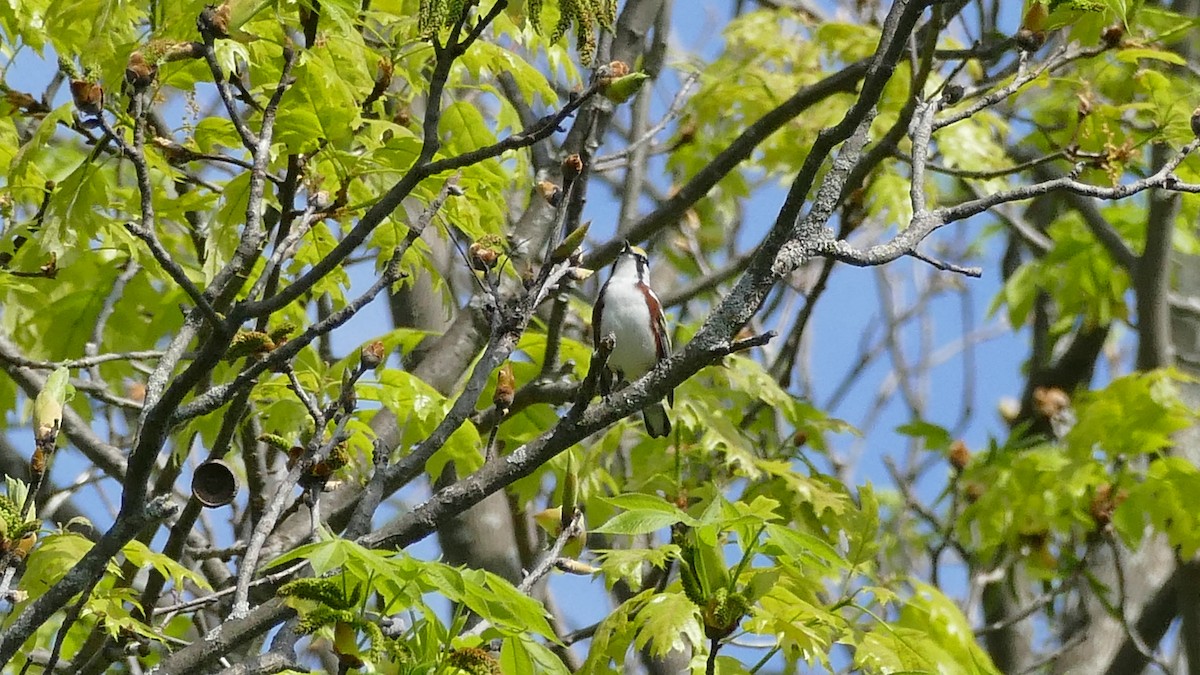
<box><xmin>602</xmin><ymin>71</ymin><xmax>650</xmax><ymax>104</ymax></box>
<box><xmin>13</xmin><ymin>532</ymin><xmax>36</xmax><ymax>560</ymax></box>
<box><xmin>1101</xmin><ymin>24</ymin><xmax>1124</xmax><ymax>48</ymax></box>
<box><xmin>1032</xmin><ymin>386</ymin><xmax>1070</xmax><ymax>420</ymax></box>
<box><xmin>1089</xmin><ymin>483</ymin><xmax>1128</xmax><ymax>528</ymax></box>
<box><xmin>30</xmin><ymin>447</ymin><xmax>46</xmax><ymax>476</ymax></box>
<box><xmin>468</xmin><ymin>241</ymin><xmax>500</xmax><ymax>271</ymax></box>
<box><xmin>561</xmin><ymin>153</ymin><xmax>584</xmax><ymax>182</ymax></box>
<box><xmin>676</xmin><ymin>118</ymin><xmax>697</xmax><ymax>146</ymax></box>
<box><xmin>493</xmin><ymin>362</ymin><xmax>515</xmax><ymax>413</ymax></box>
<box><xmin>551</xmin><ymin>220</ymin><xmax>590</xmax><ymax>263</ymax></box>
<box><xmin>964</xmin><ymin>481</ymin><xmax>985</xmax><ymax>503</ymax></box>
<box><xmin>533</xmin><ymin>506</ymin><xmax>563</xmax><ymax>536</ymax></box>
<box><xmin>948</xmin><ymin>440</ymin><xmax>970</xmax><ymax>473</ymax></box>
<box><xmin>124</xmin><ymin>51</ymin><xmax>158</xmax><ymax>90</ymax></box>
<box><xmin>333</xmin><ymin>621</ymin><xmax>364</xmax><ymax>668</ymax></box>
<box><xmin>69</xmin><ymin>79</ymin><xmax>104</xmax><ymax>115</ymax></box>
<box><xmin>941</xmin><ymin>83</ymin><xmax>964</xmax><ymax>106</ymax></box>
<box><xmin>555</xmin><ymin>558</ymin><xmax>600</xmax><ymax>575</ymax></box>
<box><xmin>537</xmin><ymin>180</ymin><xmax>562</xmax><ymax>206</ymax></box>
<box><xmin>361</xmin><ymin>340</ymin><xmax>386</xmax><ymax>369</ymax></box>
<box><xmin>198</xmin><ymin>3</ymin><xmax>232</xmax><ymax>39</ymax></box>
<box><xmin>677</xmin><ymin>552</ymin><xmax>705</xmax><ymax>606</ymax></box>
<box><xmin>34</xmin><ymin>367</ymin><xmax>72</xmax><ymax>445</ymax></box>
<box><xmin>560</xmin><ymin>454</ymin><xmax>577</xmax><ymax>528</ymax></box>
<box><xmin>998</xmin><ymin>396</ymin><xmax>1020</xmax><ymax>424</ymax></box>
<box><xmin>1015</xmin><ymin>28</ymin><xmax>1046</xmax><ymax>52</ymax></box>
<box><xmin>286</xmin><ymin>445</ymin><xmax>305</xmax><ymax>469</ymax></box>
<box><xmin>1021</xmin><ymin>1</ymin><xmax>1048</xmax><ymax>33</ymax></box>
<box><xmin>596</xmin><ymin>59</ymin><xmax>630</xmax><ymax>88</ymax></box>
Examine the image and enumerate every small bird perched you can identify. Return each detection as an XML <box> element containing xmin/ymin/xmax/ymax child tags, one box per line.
<box><xmin>593</xmin><ymin>241</ymin><xmax>673</xmax><ymax>437</ymax></box>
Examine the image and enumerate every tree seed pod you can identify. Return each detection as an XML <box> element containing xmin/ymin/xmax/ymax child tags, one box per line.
<box><xmin>191</xmin><ymin>459</ymin><xmax>238</xmax><ymax>508</ymax></box>
<box><xmin>69</xmin><ymin>79</ymin><xmax>104</xmax><ymax>115</ymax></box>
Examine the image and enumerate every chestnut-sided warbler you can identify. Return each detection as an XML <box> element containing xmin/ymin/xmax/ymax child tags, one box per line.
<box><xmin>592</xmin><ymin>241</ymin><xmax>673</xmax><ymax>437</ymax></box>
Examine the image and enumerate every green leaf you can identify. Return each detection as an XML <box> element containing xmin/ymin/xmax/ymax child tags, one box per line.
<box><xmin>593</xmin><ymin>545</ymin><xmax>678</xmax><ymax>591</ymax></box>
<box><xmin>632</xmin><ymin>591</ymin><xmax>702</xmax><ymax>658</ymax></box>
<box><xmin>592</xmin><ymin>509</ymin><xmax>690</xmax><ymax>537</ymax></box>
<box><xmin>593</xmin><ymin>493</ymin><xmax>699</xmax><ymax>536</ymax></box>
<box><xmin>10</xmin><ymin>104</ymin><xmax>72</xmax><ymax>184</ymax></box>
<box><xmin>895</xmin><ymin>420</ymin><xmax>953</xmax><ymax>451</ymax></box>
<box><xmin>1115</xmin><ymin>47</ymin><xmax>1187</xmax><ymax>65</ymax></box>
<box><xmin>1066</xmin><ymin>370</ymin><xmax>1191</xmax><ymax>459</ymax></box>
<box><xmin>19</xmin><ymin>532</ymin><xmax>96</xmax><ymax>599</ymax></box>
<box><xmin>122</xmin><ymin>540</ymin><xmax>211</xmax><ymax>591</ymax></box>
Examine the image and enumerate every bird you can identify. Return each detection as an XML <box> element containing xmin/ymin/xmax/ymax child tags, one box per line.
<box><xmin>592</xmin><ymin>241</ymin><xmax>673</xmax><ymax>437</ymax></box>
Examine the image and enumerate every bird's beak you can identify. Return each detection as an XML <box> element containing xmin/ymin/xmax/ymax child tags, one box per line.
<box><xmin>621</xmin><ymin>240</ymin><xmax>632</xmax><ymax>254</ymax></box>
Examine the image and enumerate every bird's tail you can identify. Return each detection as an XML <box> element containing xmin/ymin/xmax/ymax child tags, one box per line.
<box><xmin>642</xmin><ymin>401</ymin><xmax>671</xmax><ymax>438</ymax></box>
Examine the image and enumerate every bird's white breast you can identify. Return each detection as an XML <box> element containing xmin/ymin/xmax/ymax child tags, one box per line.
<box><xmin>599</xmin><ymin>280</ymin><xmax>658</xmax><ymax>379</ymax></box>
